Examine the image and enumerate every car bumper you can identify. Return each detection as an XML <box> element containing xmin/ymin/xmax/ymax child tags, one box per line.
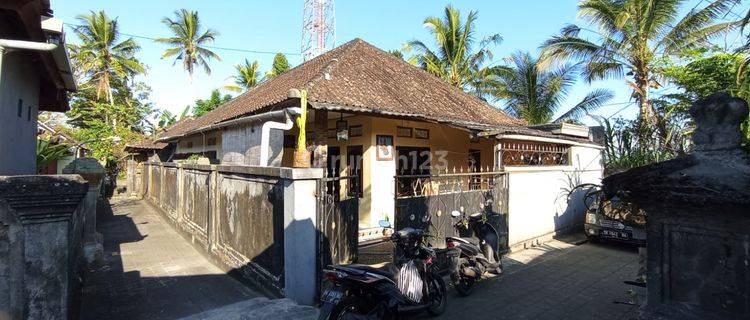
<box><xmin>585</xmin><ymin>223</ymin><xmax>646</xmax><ymax>245</ymax></box>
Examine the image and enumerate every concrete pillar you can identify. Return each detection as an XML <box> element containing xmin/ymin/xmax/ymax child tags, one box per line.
<box><xmin>0</xmin><ymin>175</ymin><xmax>88</xmax><ymax>320</ymax></box>
<box><xmin>312</xmin><ymin>109</ymin><xmax>328</xmax><ymax>169</ymax></box>
<box><xmin>282</xmin><ymin>168</ymin><xmax>324</xmax><ymax>305</ymax></box>
<box><xmin>63</xmin><ymin>158</ymin><xmax>105</xmax><ymax>264</ymax></box>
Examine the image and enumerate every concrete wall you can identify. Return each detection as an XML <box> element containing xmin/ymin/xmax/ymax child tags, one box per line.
<box><xmin>174</xmin><ymin>132</ymin><xmax>221</xmax><ymax>159</ymax></box>
<box><xmin>220</xmin><ymin>121</ymin><xmax>285</xmax><ymax>166</ymax></box>
<box><xmin>504</xmin><ymin>144</ymin><xmax>603</xmax><ymax>249</ymax></box>
<box><xmin>0</xmin><ymin>52</ymin><xmax>41</xmax><ymax>175</ymax></box>
<box><xmin>0</xmin><ymin>175</ymin><xmax>89</xmax><ymax>320</ymax></box>
<box><xmin>138</xmin><ymin>162</ymin><xmax>323</xmax><ymax>304</ymax></box>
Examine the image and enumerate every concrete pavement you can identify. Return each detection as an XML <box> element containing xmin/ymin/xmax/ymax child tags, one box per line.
<box><xmin>79</xmin><ymin>197</ymin><xmax>316</xmax><ymax>320</ymax></box>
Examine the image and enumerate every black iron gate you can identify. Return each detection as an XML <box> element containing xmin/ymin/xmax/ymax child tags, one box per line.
<box><xmin>317</xmin><ymin>175</ymin><xmax>360</xmax><ymax>271</ymax></box>
<box><xmin>394</xmin><ymin>171</ymin><xmax>509</xmax><ymax>251</ymax></box>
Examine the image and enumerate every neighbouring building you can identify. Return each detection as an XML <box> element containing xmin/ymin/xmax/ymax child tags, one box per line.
<box><xmin>132</xmin><ymin>39</ymin><xmax>603</xmax><ymax>251</ymax></box>
<box><xmin>0</xmin><ymin>0</ymin><xmax>76</xmax><ymax>175</ymax></box>
<box><xmin>37</xmin><ymin>120</ymin><xmax>90</xmax><ymax>174</ymax></box>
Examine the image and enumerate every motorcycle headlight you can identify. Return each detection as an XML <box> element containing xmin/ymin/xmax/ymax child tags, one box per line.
<box><xmin>586</xmin><ymin>213</ymin><xmax>599</xmax><ymax>224</ymax></box>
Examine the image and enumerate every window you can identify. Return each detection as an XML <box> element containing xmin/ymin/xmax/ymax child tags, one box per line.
<box><xmin>27</xmin><ymin>106</ymin><xmax>31</xmax><ymax>121</ymax></box>
<box><xmin>17</xmin><ymin>99</ymin><xmax>22</xmax><ymax>117</ymax></box>
<box><xmin>396</xmin><ymin>126</ymin><xmax>413</xmax><ymax>138</ymax></box>
<box><xmin>349</xmin><ymin>125</ymin><xmax>363</xmax><ymax>137</ymax></box>
<box><xmin>498</xmin><ymin>140</ymin><xmax>570</xmax><ymax>166</ymax></box>
<box><xmin>347</xmin><ymin>146</ymin><xmax>363</xmax><ymax>198</ymax></box>
<box><xmin>206</xmin><ymin>137</ymin><xmax>217</xmax><ymax>146</ymax></box>
<box><xmin>186</xmin><ymin>141</ymin><xmax>194</xmax><ymax>148</ymax></box>
<box><xmin>414</xmin><ymin>128</ymin><xmax>429</xmax><ymax>139</ymax></box>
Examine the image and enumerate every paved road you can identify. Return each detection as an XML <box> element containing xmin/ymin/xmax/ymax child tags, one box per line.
<box><xmin>79</xmin><ymin>197</ymin><xmax>315</xmax><ymax>320</ymax></box>
<box><xmin>432</xmin><ymin>239</ymin><xmax>639</xmax><ymax>320</ymax></box>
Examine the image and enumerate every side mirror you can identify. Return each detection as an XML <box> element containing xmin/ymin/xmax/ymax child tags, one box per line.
<box><xmin>450</xmin><ymin>210</ymin><xmax>461</xmax><ymax>218</ymax></box>
<box><xmin>378</xmin><ymin>220</ymin><xmax>391</xmax><ymax>228</ymax></box>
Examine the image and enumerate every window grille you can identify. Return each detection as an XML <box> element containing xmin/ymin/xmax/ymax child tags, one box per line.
<box><xmin>498</xmin><ymin>140</ymin><xmax>570</xmax><ymax>166</ymax></box>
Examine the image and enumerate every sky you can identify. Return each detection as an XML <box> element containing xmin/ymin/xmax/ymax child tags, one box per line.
<box><xmin>53</xmin><ymin>0</ymin><xmax>748</xmax><ymax>125</ymax></box>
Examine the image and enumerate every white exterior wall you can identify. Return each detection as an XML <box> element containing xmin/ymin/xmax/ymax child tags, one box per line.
<box><xmin>0</xmin><ymin>53</ymin><xmax>40</xmax><ymax>175</ymax></box>
<box><xmin>505</xmin><ymin>144</ymin><xmax>603</xmax><ymax>248</ymax></box>
<box><xmin>220</xmin><ymin>122</ymin><xmax>285</xmax><ymax>166</ymax></box>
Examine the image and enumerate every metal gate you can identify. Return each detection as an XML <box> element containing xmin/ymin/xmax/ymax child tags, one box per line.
<box><xmin>317</xmin><ymin>175</ymin><xmax>360</xmax><ymax>271</ymax></box>
<box><xmin>394</xmin><ymin>171</ymin><xmax>509</xmax><ymax>251</ymax></box>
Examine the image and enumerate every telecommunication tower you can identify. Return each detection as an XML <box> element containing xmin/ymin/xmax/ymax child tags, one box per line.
<box><xmin>301</xmin><ymin>0</ymin><xmax>335</xmax><ymax>61</ymax></box>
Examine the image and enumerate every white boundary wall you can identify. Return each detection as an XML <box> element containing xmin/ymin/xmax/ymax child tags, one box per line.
<box><xmin>505</xmin><ymin>145</ymin><xmax>603</xmax><ymax>250</ymax></box>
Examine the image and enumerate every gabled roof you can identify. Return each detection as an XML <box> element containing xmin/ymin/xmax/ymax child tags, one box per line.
<box><xmin>159</xmin><ymin>38</ymin><xmax>525</xmax><ymax>140</ymax></box>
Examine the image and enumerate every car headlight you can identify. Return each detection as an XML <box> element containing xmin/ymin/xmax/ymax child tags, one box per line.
<box><xmin>586</xmin><ymin>213</ymin><xmax>599</xmax><ymax>224</ymax></box>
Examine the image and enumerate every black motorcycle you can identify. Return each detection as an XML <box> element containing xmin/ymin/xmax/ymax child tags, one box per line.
<box><xmin>446</xmin><ymin>199</ymin><xmax>505</xmax><ymax>296</ymax></box>
<box><xmin>318</xmin><ymin>223</ymin><xmax>447</xmax><ymax>319</ymax></box>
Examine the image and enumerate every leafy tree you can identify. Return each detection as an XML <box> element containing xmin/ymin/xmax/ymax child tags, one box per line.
<box><xmin>157</xmin><ymin>110</ymin><xmax>177</xmax><ymax>128</ymax></box>
<box><xmin>68</xmin><ymin>10</ymin><xmax>145</xmax><ymax>104</ymax></box>
<box><xmin>66</xmin><ymin>10</ymin><xmax>151</xmax><ymax>166</ymax></box>
<box><xmin>541</xmin><ymin>0</ymin><xmax>737</xmax><ymax>133</ymax></box>
<box><xmin>662</xmin><ymin>48</ymin><xmax>748</xmax><ymax>106</ymax></box>
<box><xmin>405</xmin><ymin>5</ymin><xmax>503</xmax><ymax>98</ymax></box>
<box><xmin>156</xmin><ymin>9</ymin><xmax>220</xmax><ymax>79</ymax></box>
<box><xmin>267</xmin><ymin>53</ymin><xmax>290</xmax><ymax>78</ymax></box>
<box><xmin>660</xmin><ymin>47</ymin><xmax>750</xmax><ymax>139</ymax></box>
<box><xmin>192</xmin><ymin>89</ymin><xmax>232</xmax><ymax>117</ymax></box>
<box><xmin>497</xmin><ymin>52</ymin><xmax>614</xmax><ymax>124</ymax></box>
<box><xmin>224</xmin><ymin>59</ymin><xmax>261</xmax><ymax>92</ymax></box>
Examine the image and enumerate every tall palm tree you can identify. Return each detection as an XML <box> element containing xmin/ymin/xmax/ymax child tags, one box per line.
<box><xmin>223</xmin><ymin>59</ymin><xmax>261</xmax><ymax>93</ymax></box>
<box><xmin>498</xmin><ymin>52</ymin><xmax>614</xmax><ymax>125</ymax></box>
<box><xmin>541</xmin><ymin>0</ymin><xmax>738</xmax><ymax>130</ymax></box>
<box><xmin>406</xmin><ymin>5</ymin><xmax>502</xmax><ymax>94</ymax></box>
<box><xmin>69</xmin><ymin>11</ymin><xmax>145</xmax><ymax>104</ymax></box>
<box><xmin>156</xmin><ymin>9</ymin><xmax>220</xmax><ymax>79</ymax></box>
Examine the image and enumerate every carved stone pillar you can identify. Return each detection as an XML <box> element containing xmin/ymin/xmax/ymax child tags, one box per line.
<box><xmin>313</xmin><ymin>109</ymin><xmax>328</xmax><ymax>169</ymax></box>
<box><xmin>0</xmin><ymin>175</ymin><xmax>88</xmax><ymax>319</ymax></box>
<box><xmin>603</xmin><ymin>93</ymin><xmax>750</xmax><ymax>320</ymax></box>
<box><xmin>63</xmin><ymin>158</ymin><xmax>105</xmax><ymax>264</ymax></box>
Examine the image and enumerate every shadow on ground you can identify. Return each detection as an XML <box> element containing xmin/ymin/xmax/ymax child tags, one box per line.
<box><xmin>417</xmin><ymin>238</ymin><xmax>639</xmax><ymax>320</ymax></box>
<box><xmin>79</xmin><ymin>198</ymin><xmax>261</xmax><ymax>320</ymax></box>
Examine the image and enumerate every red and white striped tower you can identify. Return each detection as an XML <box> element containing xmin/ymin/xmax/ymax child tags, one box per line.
<box><xmin>301</xmin><ymin>0</ymin><xmax>335</xmax><ymax>61</ymax></box>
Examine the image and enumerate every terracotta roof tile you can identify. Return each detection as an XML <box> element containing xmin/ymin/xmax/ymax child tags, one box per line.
<box><xmin>159</xmin><ymin>38</ymin><xmax>526</xmax><ymax>140</ymax></box>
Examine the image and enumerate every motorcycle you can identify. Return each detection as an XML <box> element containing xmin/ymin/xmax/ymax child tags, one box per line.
<box><xmin>318</xmin><ymin>221</ymin><xmax>447</xmax><ymax>320</ymax></box>
<box><xmin>445</xmin><ymin>198</ymin><xmax>505</xmax><ymax>296</ymax></box>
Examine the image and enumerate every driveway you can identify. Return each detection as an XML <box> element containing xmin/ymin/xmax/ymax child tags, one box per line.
<box><xmin>431</xmin><ymin>238</ymin><xmax>639</xmax><ymax>320</ymax></box>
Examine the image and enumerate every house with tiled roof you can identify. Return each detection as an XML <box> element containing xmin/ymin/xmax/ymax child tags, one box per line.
<box><xmin>133</xmin><ymin>39</ymin><xmax>603</xmax><ymax>249</ymax></box>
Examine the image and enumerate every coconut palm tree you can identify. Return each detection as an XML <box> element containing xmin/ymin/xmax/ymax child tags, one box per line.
<box><xmin>223</xmin><ymin>59</ymin><xmax>261</xmax><ymax>93</ymax></box>
<box><xmin>69</xmin><ymin>11</ymin><xmax>145</xmax><ymax>104</ymax></box>
<box><xmin>497</xmin><ymin>52</ymin><xmax>614</xmax><ymax>125</ymax></box>
<box><xmin>156</xmin><ymin>9</ymin><xmax>220</xmax><ymax>79</ymax></box>
<box><xmin>541</xmin><ymin>0</ymin><xmax>738</xmax><ymax>130</ymax></box>
<box><xmin>406</xmin><ymin>5</ymin><xmax>502</xmax><ymax>95</ymax></box>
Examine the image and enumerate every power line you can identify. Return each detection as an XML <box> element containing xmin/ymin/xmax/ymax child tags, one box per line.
<box><xmin>63</xmin><ymin>23</ymin><xmax>302</xmax><ymax>56</ymax></box>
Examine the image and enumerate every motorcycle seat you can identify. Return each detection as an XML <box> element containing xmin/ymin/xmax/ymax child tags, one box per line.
<box><xmin>341</xmin><ymin>263</ymin><xmax>395</xmax><ymax>279</ymax></box>
<box><xmin>447</xmin><ymin>236</ymin><xmax>473</xmax><ymax>244</ymax></box>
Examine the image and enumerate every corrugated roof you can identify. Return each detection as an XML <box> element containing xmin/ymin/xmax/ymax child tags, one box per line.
<box><xmin>158</xmin><ymin>38</ymin><xmax>526</xmax><ymax>140</ymax></box>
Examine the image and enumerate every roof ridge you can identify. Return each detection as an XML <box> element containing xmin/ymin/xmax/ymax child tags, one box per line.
<box><xmin>304</xmin><ymin>39</ymin><xmax>363</xmax><ymax>91</ymax></box>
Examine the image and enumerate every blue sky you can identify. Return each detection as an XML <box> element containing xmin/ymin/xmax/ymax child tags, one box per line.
<box><xmin>53</xmin><ymin>0</ymin><xmax>746</xmax><ymax>124</ymax></box>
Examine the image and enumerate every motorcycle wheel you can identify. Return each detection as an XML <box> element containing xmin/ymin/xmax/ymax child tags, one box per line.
<box><xmin>327</xmin><ymin>296</ymin><xmax>368</xmax><ymax>320</ymax></box>
<box><xmin>426</xmin><ymin>275</ymin><xmax>447</xmax><ymax>316</ymax></box>
<box><xmin>454</xmin><ymin>275</ymin><xmax>475</xmax><ymax>297</ymax></box>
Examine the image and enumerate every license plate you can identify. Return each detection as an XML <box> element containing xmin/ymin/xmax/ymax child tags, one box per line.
<box><xmin>602</xmin><ymin>229</ymin><xmax>630</xmax><ymax>240</ymax></box>
<box><xmin>321</xmin><ymin>290</ymin><xmax>343</xmax><ymax>303</ymax></box>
